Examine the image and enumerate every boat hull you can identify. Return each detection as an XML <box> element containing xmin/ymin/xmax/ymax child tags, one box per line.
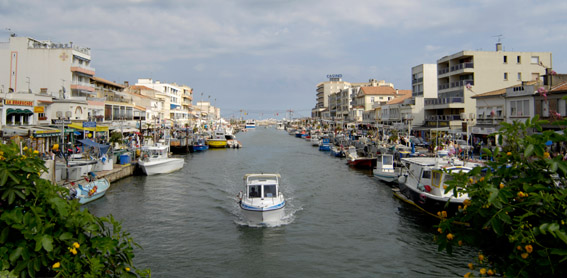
<box><xmin>347</xmin><ymin>158</ymin><xmax>377</xmax><ymax>169</ymax></box>
<box><xmin>193</xmin><ymin>144</ymin><xmax>209</xmax><ymax>152</ymax></box>
<box><xmin>373</xmin><ymin>171</ymin><xmax>399</xmax><ymax>183</ymax></box>
<box><xmin>77</xmin><ymin>178</ymin><xmax>110</xmax><ymax>205</ymax></box>
<box><xmin>139</xmin><ymin>158</ymin><xmax>184</xmax><ymax>175</ymax></box>
<box><xmin>207</xmin><ymin>140</ymin><xmax>227</xmax><ymax>148</ymax></box>
<box><xmin>240</xmin><ymin>202</ymin><xmax>286</xmax><ymax>224</ymax></box>
<box><xmin>398</xmin><ymin>180</ymin><xmax>463</xmax><ymax>216</ymax></box>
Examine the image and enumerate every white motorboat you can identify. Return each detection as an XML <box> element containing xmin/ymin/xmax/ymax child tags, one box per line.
<box><xmin>276</xmin><ymin>121</ymin><xmax>285</xmax><ymax>130</ymax></box>
<box><xmin>71</xmin><ymin>175</ymin><xmax>111</xmax><ymax>205</ymax></box>
<box><xmin>237</xmin><ymin>173</ymin><xmax>285</xmax><ymax>225</ymax></box>
<box><xmin>138</xmin><ymin>143</ymin><xmax>184</xmax><ymax>175</ymax></box>
<box><xmin>396</xmin><ymin>157</ymin><xmax>481</xmax><ymax>217</ymax></box>
<box><xmin>310</xmin><ymin>133</ymin><xmax>320</xmax><ymax>146</ymax></box>
<box><xmin>373</xmin><ymin>154</ymin><xmax>399</xmax><ymax>184</ymax></box>
<box><xmin>245</xmin><ymin>120</ymin><xmax>256</xmax><ymax>129</ymax></box>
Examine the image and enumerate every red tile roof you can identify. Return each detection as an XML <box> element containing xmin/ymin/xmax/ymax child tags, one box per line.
<box><xmin>551</xmin><ymin>81</ymin><xmax>567</xmax><ymax>92</ymax></box>
<box><xmin>360</xmin><ymin>86</ymin><xmax>396</xmax><ymax>95</ymax></box>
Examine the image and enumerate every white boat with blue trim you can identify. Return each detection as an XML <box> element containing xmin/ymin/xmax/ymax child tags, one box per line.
<box><xmin>238</xmin><ymin>173</ymin><xmax>285</xmax><ymax>225</ymax></box>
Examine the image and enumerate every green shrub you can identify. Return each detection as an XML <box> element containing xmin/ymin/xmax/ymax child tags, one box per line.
<box><xmin>436</xmin><ymin>116</ymin><xmax>567</xmax><ymax>277</ymax></box>
<box><xmin>0</xmin><ymin>143</ymin><xmax>149</xmax><ymax>277</ymax></box>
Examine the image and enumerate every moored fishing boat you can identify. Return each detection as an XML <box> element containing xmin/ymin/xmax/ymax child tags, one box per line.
<box><xmin>396</xmin><ymin>157</ymin><xmax>480</xmax><ymax>217</ymax></box>
<box><xmin>373</xmin><ymin>153</ymin><xmax>399</xmax><ymax>184</ymax></box>
<box><xmin>318</xmin><ymin>137</ymin><xmax>331</xmax><ymax>151</ymax></box>
<box><xmin>70</xmin><ymin>174</ymin><xmax>110</xmax><ymax>204</ymax></box>
<box><xmin>237</xmin><ymin>173</ymin><xmax>286</xmax><ymax>225</ymax></box>
<box><xmin>207</xmin><ymin>130</ymin><xmax>228</xmax><ymax>148</ymax></box>
<box><xmin>138</xmin><ymin>142</ymin><xmax>184</xmax><ymax>175</ymax></box>
<box><xmin>245</xmin><ymin>120</ymin><xmax>256</xmax><ymax>129</ymax></box>
<box><xmin>192</xmin><ymin>137</ymin><xmax>209</xmax><ymax>152</ymax></box>
<box><xmin>346</xmin><ymin>146</ymin><xmax>376</xmax><ymax>169</ymax></box>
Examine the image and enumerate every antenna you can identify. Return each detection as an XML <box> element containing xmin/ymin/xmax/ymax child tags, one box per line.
<box><xmin>492</xmin><ymin>34</ymin><xmax>503</xmax><ymax>43</ymax></box>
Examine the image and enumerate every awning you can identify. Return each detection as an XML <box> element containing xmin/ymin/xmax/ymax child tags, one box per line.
<box><xmin>68</xmin><ymin>122</ymin><xmax>109</xmax><ymax>132</ymax></box>
<box><xmin>6</xmin><ymin>108</ymin><xmax>33</xmax><ymax>115</ymax></box>
<box><xmin>77</xmin><ymin>139</ymin><xmax>110</xmax><ymax>155</ymax></box>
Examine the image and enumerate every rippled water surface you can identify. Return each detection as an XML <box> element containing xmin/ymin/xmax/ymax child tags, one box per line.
<box><xmin>87</xmin><ymin>127</ymin><xmax>475</xmax><ymax>277</ymax></box>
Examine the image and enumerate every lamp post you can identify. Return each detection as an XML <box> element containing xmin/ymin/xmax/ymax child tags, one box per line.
<box><xmin>404</xmin><ymin>114</ymin><xmax>414</xmax><ymax>148</ymax></box>
<box><xmin>461</xmin><ymin>113</ymin><xmax>476</xmax><ymax>159</ymax></box>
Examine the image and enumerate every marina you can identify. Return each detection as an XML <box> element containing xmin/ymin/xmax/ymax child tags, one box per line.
<box><xmin>86</xmin><ymin>127</ymin><xmax>476</xmax><ymax>277</ymax></box>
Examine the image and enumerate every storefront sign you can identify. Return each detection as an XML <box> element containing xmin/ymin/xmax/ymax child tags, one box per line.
<box><xmin>5</xmin><ymin>99</ymin><xmax>33</xmax><ymax>106</ymax></box>
<box><xmin>34</xmin><ymin>106</ymin><xmax>45</xmax><ymax>113</ymax></box>
<box><xmin>83</xmin><ymin>121</ymin><xmax>97</xmax><ymax>128</ymax></box>
<box><xmin>33</xmin><ymin>130</ymin><xmax>61</xmax><ymax>138</ymax></box>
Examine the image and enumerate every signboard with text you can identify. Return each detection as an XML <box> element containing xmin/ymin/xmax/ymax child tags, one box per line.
<box><xmin>82</xmin><ymin>121</ymin><xmax>97</xmax><ymax>128</ymax></box>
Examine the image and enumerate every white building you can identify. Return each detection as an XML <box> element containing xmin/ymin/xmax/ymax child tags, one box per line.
<box><xmin>0</xmin><ymin>35</ymin><xmax>95</xmax><ymax>98</ymax></box>
<box><xmin>411</xmin><ymin>64</ymin><xmax>437</xmax><ymax>127</ymax></box>
<box><xmin>425</xmin><ymin>43</ymin><xmax>552</xmax><ymax>131</ymax></box>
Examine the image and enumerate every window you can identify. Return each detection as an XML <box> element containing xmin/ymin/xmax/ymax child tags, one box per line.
<box><xmin>371</xmin><ymin>97</ymin><xmax>375</xmax><ymax>103</ymax></box>
<box><xmin>510</xmin><ymin>100</ymin><xmax>530</xmax><ymax>117</ymax></box>
<box><xmin>422</xmin><ymin>170</ymin><xmax>431</xmax><ymax>179</ymax></box>
<box><xmin>504</xmin><ymin>72</ymin><xmax>508</xmax><ymax>80</ymax></box>
<box><xmin>263</xmin><ymin>185</ymin><xmax>277</xmax><ymax>197</ymax></box>
<box><xmin>517</xmin><ymin>72</ymin><xmax>522</xmax><ymax>81</ymax></box>
<box><xmin>531</xmin><ymin>56</ymin><xmax>540</xmax><ymax>64</ymax></box>
<box><xmin>517</xmin><ymin>56</ymin><xmax>521</xmax><ymax>64</ymax></box>
<box><xmin>559</xmin><ymin>99</ymin><xmax>567</xmax><ymax>116</ymax></box>
<box><xmin>248</xmin><ymin>185</ymin><xmax>261</xmax><ymax>198</ymax></box>
<box><xmin>542</xmin><ymin>100</ymin><xmax>549</xmax><ymax>117</ymax></box>
<box><xmin>503</xmin><ymin>56</ymin><xmax>508</xmax><ymax>63</ymax></box>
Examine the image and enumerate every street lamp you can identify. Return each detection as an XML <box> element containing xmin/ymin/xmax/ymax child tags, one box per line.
<box><xmin>404</xmin><ymin>114</ymin><xmax>414</xmax><ymax>148</ymax></box>
<box><xmin>461</xmin><ymin>112</ymin><xmax>476</xmax><ymax>159</ymax></box>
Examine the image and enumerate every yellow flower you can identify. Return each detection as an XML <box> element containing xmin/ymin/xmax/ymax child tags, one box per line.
<box><xmin>53</xmin><ymin>262</ymin><xmax>61</xmax><ymax>268</ymax></box>
<box><xmin>544</xmin><ymin>152</ymin><xmax>550</xmax><ymax>159</ymax></box>
<box><xmin>458</xmin><ymin>240</ymin><xmax>463</xmax><ymax>246</ymax></box>
<box><xmin>33</xmin><ymin>150</ymin><xmax>39</xmax><ymax>154</ymax></box>
<box><xmin>463</xmin><ymin>199</ymin><xmax>471</xmax><ymax>206</ymax></box>
<box><xmin>469</xmin><ymin>177</ymin><xmax>474</xmax><ymax>183</ymax></box>
<box><xmin>506</xmin><ymin>152</ymin><xmax>512</xmax><ymax>156</ymax></box>
<box><xmin>73</xmin><ymin>242</ymin><xmax>80</xmax><ymax>249</ymax></box>
<box><xmin>479</xmin><ymin>177</ymin><xmax>485</xmax><ymax>182</ymax></box>
<box><xmin>437</xmin><ymin>227</ymin><xmax>443</xmax><ymax>234</ymax></box>
<box><xmin>517</xmin><ymin>191</ymin><xmax>525</xmax><ymax>198</ymax></box>
<box><xmin>499</xmin><ymin>183</ymin><xmax>505</xmax><ymax>189</ymax></box>
<box><xmin>68</xmin><ymin>247</ymin><xmax>77</xmax><ymax>255</ymax></box>
<box><xmin>480</xmin><ymin>268</ymin><xmax>487</xmax><ymax>275</ymax></box>
<box><xmin>441</xmin><ymin>211</ymin><xmax>448</xmax><ymax>218</ymax></box>
<box><xmin>464</xmin><ymin>272</ymin><xmax>472</xmax><ymax>278</ymax></box>
<box><xmin>125</xmin><ymin>267</ymin><xmax>131</xmax><ymax>272</ymax></box>
<box><xmin>525</xmin><ymin>245</ymin><xmax>533</xmax><ymax>253</ymax></box>
<box><xmin>521</xmin><ymin>252</ymin><xmax>529</xmax><ymax>259</ymax></box>
<box><xmin>468</xmin><ymin>263</ymin><xmax>474</xmax><ymax>270</ymax></box>
<box><xmin>478</xmin><ymin>254</ymin><xmax>484</xmax><ymax>262</ymax></box>
<box><xmin>487</xmin><ymin>269</ymin><xmax>494</xmax><ymax>276</ymax></box>
<box><xmin>23</xmin><ymin>146</ymin><xmax>28</xmax><ymax>151</ymax></box>
<box><xmin>446</xmin><ymin>233</ymin><xmax>454</xmax><ymax>240</ymax></box>
<box><xmin>517</xmin><ymin>245</ymin><xmax>522</xmax><ymax>251</ymax></box>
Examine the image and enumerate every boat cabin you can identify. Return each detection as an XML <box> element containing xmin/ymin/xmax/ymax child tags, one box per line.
<box><xmin>244</xmin><ymin>174</ymin><xmax>280</xmax><ymax>199</ymax></box>
<box><xmin>378</xmin><ymin>154</ymin><xmax>395</xmax><ymax>173</ymax></box>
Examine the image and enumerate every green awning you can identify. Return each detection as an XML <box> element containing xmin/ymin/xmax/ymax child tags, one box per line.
<box><xmin>6</xmin><ymin>108</ymin><xmax>33</xmax><ymax>115</ymax></box>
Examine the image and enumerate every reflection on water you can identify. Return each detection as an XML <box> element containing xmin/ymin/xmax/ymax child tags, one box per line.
<box><xmin>87</xmin><ymin>128</ymin><xmax>475</xmax><ymax>277</ymax></box>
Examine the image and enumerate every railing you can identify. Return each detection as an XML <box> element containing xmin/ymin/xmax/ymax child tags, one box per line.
<box><xmin>438</xmin><ymin>80</ymin><xmax>474</xmax><ymax>90</ymax></box>
<box><xmin>424</xmin><ymin>97</ymin><xmax>464</xmax><ymax>106</ymax></box>
<box><xmin>438</xmin><ymin>62</ymin><xmax>474</xmax><ymax>75</ymax></box>
<box><xmin>411</xmin><ymin>78</ymin><xmax>423</xmax><ymax>84</ymax></box>
<box><xmin>426</xmin><ymin>114</ymin><xmax>462</xmax><ymax>121</ymax></box>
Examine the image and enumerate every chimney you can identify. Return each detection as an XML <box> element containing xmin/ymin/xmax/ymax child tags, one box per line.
<box><xmin>496</xmin><ymin>43</ymin><xmax>502</xmax><ymax>51</ymax></box>
<box><xmin>124</xmin><ymin>81</ymin><xmax>129</xmax><ymax>86</ymax></box>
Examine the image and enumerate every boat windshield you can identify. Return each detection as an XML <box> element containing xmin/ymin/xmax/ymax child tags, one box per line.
<box><xmin>248</xmin><ymin>185</ymin><xmax>261</xmax><ymax>198</ymax></box>
<box><xmin>382</xmin><ymin>155</ymin><xmax>393</xmax><ymax>165</ymax></box>
<box><xmin>264</xmin><ymin>184</ymin><xmax>277</xmax><ymax>197</ymax></box>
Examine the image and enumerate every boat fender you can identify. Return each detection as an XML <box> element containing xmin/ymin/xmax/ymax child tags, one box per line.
<box><xmin>424</xmin><ymin>185</ymin><xmax>432</xmax><ymax>193</ymax></box>
<box><xmin>419</xmin><ymin>193</ymin><xmax>427</xmax><ymax>204</ymax></box>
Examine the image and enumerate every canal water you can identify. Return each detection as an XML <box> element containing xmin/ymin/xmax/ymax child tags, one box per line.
<box><xmin>87</xmin><ymin>127</ymin><xmax>475</xmax><ymax>277</ymax></box>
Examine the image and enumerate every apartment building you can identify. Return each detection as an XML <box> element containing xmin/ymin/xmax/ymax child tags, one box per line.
<box><xmin>312</xmin><ymin>74</ymin><xmax>351</xmax><ymax>119</ymax></box>
<box><xmin>411</xmin><ymin>64</ymin><xmax>438</xmax><ymax>127</ymax></box>
<box><xmin>0</xmin><ymin>35</ymin><xmax>95</xmax><ymax>98</ymax></box>
<box><xmin>425</xmin><ymin>43</ymin><xmax>552</xmax><ymax>131</ymax></box>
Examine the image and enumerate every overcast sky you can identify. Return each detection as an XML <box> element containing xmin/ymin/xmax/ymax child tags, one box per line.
<box><xmin>2</xmin><ymin>0</ymin><xmax>566</xmax><ymax>118</ymax></box>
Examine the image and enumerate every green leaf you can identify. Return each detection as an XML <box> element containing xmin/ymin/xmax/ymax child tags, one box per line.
<box><xmin>9</xmin><ymin>246</ymin><xmax>23</xmax><ymax>262</ymax></box>
<box><xmin>0</xmin><ymin>168</ymin><xmax>7</xmax><ymax>186</ymax></box>
<box><xmin>49</xmin><ymin>197</ymin><xmax>68</xmax><ymax>217</ymax></box>
<box><xmin>59</xmin><ymin>232</ymin><xmax>73</xmax><ymax>241</ymax></box>
<box><xmin>524</xmin><ymin>144</ymin><xmax>534</xmax><ymax>157</ymax></box>
<box><xmin>0</xmin><ymin>227</ymin><xmax>9</xmax><ymax>244</ymax></box>
<box><xmin>41</xmin><ymin>235</ymin><xmax>53</xmax><ymax>252</ymax></box>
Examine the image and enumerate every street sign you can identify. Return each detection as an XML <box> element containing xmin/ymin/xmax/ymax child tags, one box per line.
<box><xmin>83</xmin><ymin>121</ymin><xmax>97</xmax><ymax>128</ymax></box>
<box><xmin>52</xmin><ymin>119</ymin><xmax>71</xmax><ymax>124</ymax></box>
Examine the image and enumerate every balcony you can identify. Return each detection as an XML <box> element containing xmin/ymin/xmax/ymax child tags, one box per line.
<box><xmin>438</xmin><ymin>62</ymin><xmax>474</xmax><ymax>76</ymax></box>
<box><xmin>71</xmin><ymin>81</ymin><xmax>95</xmax><ymax>92</ymax></box>
<box><xmin>70</xmin><ymin>63</ymin><xmax>95</xmax><ymax>76</ymax></box>
<box><xmin>411</xmin><ymin>77</ymin><xmax>423</xmax><ymax>84</ymax></box>
<box><xmin>425</xmin><ymin>97</ymin><xmax>464</xmax><ymax>106</ymax></box>
<box><xmin>438</xmin><ymin>80</ymin><xmax>474</xmax><ymax>91</ymax></box>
